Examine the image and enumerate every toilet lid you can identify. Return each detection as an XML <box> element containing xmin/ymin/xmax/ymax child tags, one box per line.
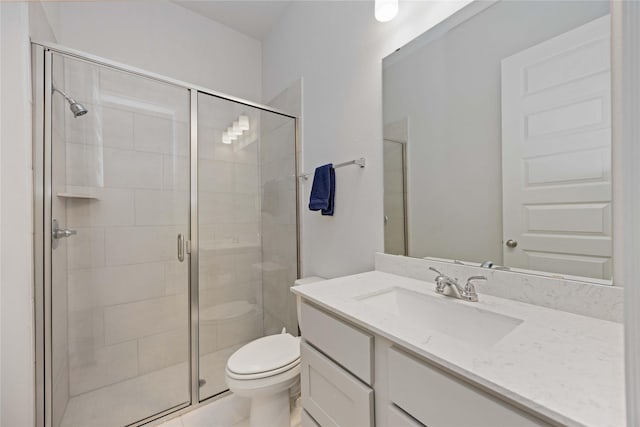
<box><xmin>227</xmin><ymin>333</ymin><xmax>300</xmax><ymax>375</ymax></box>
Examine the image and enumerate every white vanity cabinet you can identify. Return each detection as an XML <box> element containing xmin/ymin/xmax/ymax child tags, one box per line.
<box><xmin>386</xmin><ymin>347</ymin><xmax>551</xmax><ymax>427</ymax></box>
<box><xmin>299</xmin><ymin>302</ymin><xmax>375</xmax><ymax>427</ymax></box>
<box><xmin>299</xmin><ymin>301</ymin><xmax>552</xmax><ymax>427</ymax></box>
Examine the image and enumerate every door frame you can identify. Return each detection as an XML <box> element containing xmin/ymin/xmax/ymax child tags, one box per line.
<box><xmin>32</xmin><ymin>41</ymin><xmax>301</xmax><ymax>427</ymax></box>
<box><xmin>614</xmin><ymin>1</ymin><xmax>640</xmax><ymax>425</ymax></box>
<box><xmin>383</xmin><ymin>138</ymin><xmax>409</xmax><ymax>256</ymax></box>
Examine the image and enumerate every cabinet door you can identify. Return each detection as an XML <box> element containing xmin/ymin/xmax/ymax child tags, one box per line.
<box><xmin>388</xmin><ymin>347</ymin><xmax>550</xmax><ymax>427</ymax></box>
<box><xmin>301</xmin><ymin>341</ymin><xmax>374</xmax><ymax>427</ymax></box>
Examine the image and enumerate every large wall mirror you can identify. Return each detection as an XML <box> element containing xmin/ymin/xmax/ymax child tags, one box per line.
<box><xmin>383</xmin><ymin>0</ymin><xmax>613</xmax><ymax>285</ymax></box>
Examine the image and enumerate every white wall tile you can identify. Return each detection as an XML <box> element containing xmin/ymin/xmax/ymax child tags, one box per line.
<box><xmin>100</xmin><ymin>68</ymin><xmax>190</xmax><ymax>124</ymax></box>
<box><xmin>233</xmin><ymin>163</ymin><xmax>258</xmax><ymax>194</ymax></box>
<box><xmin>198</xmin><ymin>126</ymin><xmax>232</xmax><ymax>161</ymax></box>
<box><xmin>199</xmin><ymin>159</ymin><xmax>233</xmax><ymax>193</ymax></box>
<box><xmin>135</xmin><ymin>190</ymin><xmax>188</xmax><ymax>226</ymax></box>
<box><xmin>199</xmin><ymin>192</ymin><xmax>233</xmax><ymax>225</ymax></box>
<box><xmin>216</xmin><ymin>311</ymin><xmax>262</xmax><ymax>349</ymax></box>
<box><xmin>199</xmin><ymin>253</ymin><xmax>236</xmax><ymax>290</ymax></box>
<box><xmin>232</xmin><ymin>194</ymin><xmax>259</xmax><ymax>224</ymax></box>
<box><xmin>66</xmin><ymin>188</ymin><xmax>135</xmax><ymax>228</ymax></box>
<box><xmin>70</xmin><ymin>310</ymin><xmax>104</xmax><ymax>351</ymax></box>
<box><xmin>138</xmin><ymin>329</ymin><xmax>189</xmax><ymax>374</ymax></box>
<box><xmin>103</xmin><ymin>294</ymin><xmax>188</xmax><ymax>345</ymax></box>
<box><xmin>67</xmin><ymin>227</ymin><xmax>105</xmax><ymax>270</ymax></box>
<box><xmin>199</xmin><ymin>283</ymin><xmax>256</xmax><ymax>310</ymax></box>
<box><xmin>66</xmin><ymin>143</ymin><xmax>104</xmax><ymax>188</ymax></box>
<box><xmin>134</xmin><ymin>113</ymin><xmax>188</xmax><ymax>156</ymax></box>
<box><xmin>102</xmin><ymin>107</ymin><xmax>135</xmax><ymax>149</ymax></box>
<box><xmin>67</xmin><ymin>263</ymin><xmax>165</xmax><ymax>311</ymax></box>
<box><xmin>104</xmin><ymin>148</ymin><xmax>163</xmax><ymax>189</ymax></box>
<box><xmin>163</xmin><ymin>155</ymin><xmax>189</xmax><ymax>191</ymax></box>
<box><xmin>165</xmin><ymin>260</ymin><xmax>189</xmax><ymax>296</ymax></box>
<box><xmin>234</xmin><ymin>251</ymin><xmax>262</xmax><ymax>284</ymax></box>
<box><xmin>260</xmin><ymin>120</ymin><xmax>295</xmax><ymax>165</ymax></box>
<box><xmin>198</xmin><ymin>322</ymin><xmax>218</xmax><ymax>355</ymax></box>
<box><xmin>65</xmin><ymin>106</ymin><xmax>134</xmax><ymax>150</ymax></box>
<box><xmin>213</xmin><ymin>223</ymin><xmax>260</xmax><ymax>246</ymax></box>
<box><xmin>233</xmin><ymin>139</ymin><xmax>259</xmax><ymax>165</ymax></box>
<box><xmin>104</xmin><ymin>226</ymin><xmax>183</xmax><ymax>266</ymax></box>
<box><xmin>68</xmin><ymin>340</ymin><xmax>138</xmax><ymax>396</ymax></box>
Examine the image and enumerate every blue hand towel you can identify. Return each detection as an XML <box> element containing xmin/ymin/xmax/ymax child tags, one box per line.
<box><xmin>308</xmin><ymin>163</ymin><xmax>335</xmax><ymax>216</ymax></box>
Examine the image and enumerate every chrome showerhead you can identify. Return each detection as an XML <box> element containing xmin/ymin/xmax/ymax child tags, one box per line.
<box><xmin>68</xmin><ymin>99</ymin><xmax>88</xmax><ymax>117</ymax></box>
<box><xmin>52</xmin><ymin>85</ymin><xmax>88</xmax><ymax>118</ymax></box>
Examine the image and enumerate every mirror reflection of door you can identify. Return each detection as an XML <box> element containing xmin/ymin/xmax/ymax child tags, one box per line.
<box><xmin>501</xmin><ymin>15</ymin><xmax>612</xmax><ymax>279</ymax></box>
<box><xmin>383</xmin><ymin>119</ymin><xmax>408</xmax><ymax>256</ymax></box>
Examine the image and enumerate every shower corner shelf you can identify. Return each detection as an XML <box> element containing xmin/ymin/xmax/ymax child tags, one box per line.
<box><xmin>56</xmin><ymin>192</ymin><xmax>99</xmax><ymax>200</ymax></box>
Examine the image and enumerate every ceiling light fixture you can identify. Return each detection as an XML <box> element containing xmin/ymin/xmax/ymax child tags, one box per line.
<box><xmin>232</xmin><ymin>120</ymin><xmax>242</xmax><ymax>135</ymax></box>
<box><xmin>375</xmin><ymin>0</ymin><xmax>398</xmax><ymax>22</ymax></box>
<box><xmin>238</xmin><ymin>115</ymin><xmax>249</xmax><ymax>131</ymax></box>
<box><xmin>222</xmin><ymin>114</ymin><xmax>251</xmax><ymax>144</ymax></box>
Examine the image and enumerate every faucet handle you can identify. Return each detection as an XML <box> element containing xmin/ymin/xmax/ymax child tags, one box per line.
<box><xmin>466</xmin><ymin>275</ymin><xmax>487</xmax><ymax>284</ymax></box>
<box><xmin>429</xmin><ymin>267</ymin><xmax>443</xmax><ymax>277</ymax></box>
<box><xmin>462</xmin><ymin>275</ymin><xmax>486</xmax><ymax>302</ymax></box>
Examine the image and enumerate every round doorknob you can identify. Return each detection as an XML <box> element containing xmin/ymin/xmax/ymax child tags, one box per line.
<box><xmin>505</xmin><ymin>239</ymin><xmax>518</xmax><ymax>248</ymax></box>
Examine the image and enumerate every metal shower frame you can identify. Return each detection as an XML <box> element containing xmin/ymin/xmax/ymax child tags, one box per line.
<box><xmin>32</xmin><ymin>41</ymin><xmax>302</xmax><ymax>427</ymax></box>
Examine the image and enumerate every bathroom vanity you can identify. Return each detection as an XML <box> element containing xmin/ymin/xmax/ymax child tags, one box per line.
<box><xmin>292</xmin><ymin>268</ymin><xmax>624</xmax><ymax>427</ymax></box>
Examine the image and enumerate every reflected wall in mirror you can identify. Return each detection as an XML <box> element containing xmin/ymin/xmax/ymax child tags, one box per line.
<box><xmin>383</xmin><ymin>0</ymin><xmax>613</xmax><ymax>284</ymax></box>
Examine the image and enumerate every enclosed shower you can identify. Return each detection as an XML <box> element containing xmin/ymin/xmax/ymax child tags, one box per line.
<box><xmin>33</xmin><ymin>43</ymin><xmax>299</xmax><ymax>427</ymax></box>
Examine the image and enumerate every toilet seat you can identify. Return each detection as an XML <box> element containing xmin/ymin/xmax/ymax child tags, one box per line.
<box><xmin>226</xmin><ymin>333</ymin><xmax>300</xmax><ymax>380</ymax></box>
<box><xmin>226</xmin><ymin>358</ymin><xmax>301</xmax><ymax>380</ymax></box>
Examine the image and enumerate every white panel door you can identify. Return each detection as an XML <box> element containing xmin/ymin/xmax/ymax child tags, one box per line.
<box><xmin>501</xmin><ymin>15</ymin><xmax>611</xmax><ymax>279</ymax></box>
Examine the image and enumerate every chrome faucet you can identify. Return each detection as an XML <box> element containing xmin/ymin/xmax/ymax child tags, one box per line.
<box><xmin>428</xmin><ymin>267</ymin><xmax>486</xmax><ymax>302</ymax></box>
<box><xmin>480</xmin><ymin>260</ymin><xmax>511</xmax><ymax>271</ymax></box>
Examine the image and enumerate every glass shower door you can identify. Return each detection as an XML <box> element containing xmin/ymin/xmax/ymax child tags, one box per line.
<box><xmin>196</xmin><ymin>92</ymin><xmax>298</xmax><ymax>400</ymax></box>
<box><xmin>49</xmin><ymin>52</ymin><xmax>191</xmax><ymax>427</ymax></box>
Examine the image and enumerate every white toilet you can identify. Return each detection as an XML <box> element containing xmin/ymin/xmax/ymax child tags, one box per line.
<box><xmin>225</xmin><ymin>277</ymin><xmax>325</xmax><ymax>427</ymax></box>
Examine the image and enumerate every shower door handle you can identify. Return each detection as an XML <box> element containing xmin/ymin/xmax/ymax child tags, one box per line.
<box><xmin>177</xmin><ymin>233</ymin><xmax>185</xmax><ymax>262</ymax></box>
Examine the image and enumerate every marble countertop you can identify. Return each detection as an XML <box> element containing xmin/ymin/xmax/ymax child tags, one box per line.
<box><xmin>291</xmin><ymin>271</ymin><xmax>625</xmax><ymax>427</ymax></box>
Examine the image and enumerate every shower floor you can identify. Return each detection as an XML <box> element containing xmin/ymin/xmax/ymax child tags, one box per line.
<box><xmin>60</xmin><ymin>349</ymin><xmax>235</xmax><ymax>427</ymax></box>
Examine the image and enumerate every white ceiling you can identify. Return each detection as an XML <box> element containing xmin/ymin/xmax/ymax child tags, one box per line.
<box><xmin>171</xmin><ymin>0</ymin><xmax>293</xmax><ymax>40</ymax></box>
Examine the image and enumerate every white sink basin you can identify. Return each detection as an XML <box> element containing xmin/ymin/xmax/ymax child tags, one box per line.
<box><xmin>356</xmin><ymin>287</ymin><xmax>523</xmax><ymax>348</ymax></box>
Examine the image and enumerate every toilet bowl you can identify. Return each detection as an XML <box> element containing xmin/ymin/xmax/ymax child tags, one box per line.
<box><xmin>225</xmin><ymin>333</ymin><xmax>301</xmax><ymax>427</ymax></box>
<box><xmin>225</xmin><ymin>277</ymin><xmax>325</xmax><ymax>427</ymax></box>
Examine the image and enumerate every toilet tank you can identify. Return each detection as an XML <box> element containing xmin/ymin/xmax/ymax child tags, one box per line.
<box><xmin>294</xmin><ymin>276</ymin><xmax>325</xmax><ymax>333</ymax></box>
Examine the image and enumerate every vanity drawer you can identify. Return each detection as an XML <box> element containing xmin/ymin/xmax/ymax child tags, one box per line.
<box><xmin>387</xmin><ymin>347</ymin><xmax>550</xmax><ymax>427</ymax></box>
<box><xmin>301</xmin><ymin>302</ymin><xmax>373</xmax><ymax>384</ymax></box>
<box><xmin>301</xmin><ymin>341</ymin><xmax>374</xmax><ymax>427</ymax></box>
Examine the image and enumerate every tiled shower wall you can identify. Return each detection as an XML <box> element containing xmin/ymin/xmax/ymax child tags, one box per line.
<box><xmin>61</xmin><ymin>60</ymin><xmax>190</xmax><ymax>397</ymax></box>
<box><xmin>260</xmin><ymin>81</ymin><xmax>300</xmax><ymax>336</ymax></box>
